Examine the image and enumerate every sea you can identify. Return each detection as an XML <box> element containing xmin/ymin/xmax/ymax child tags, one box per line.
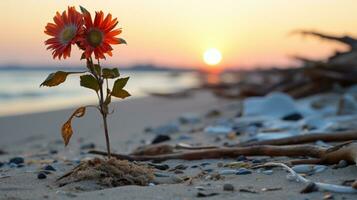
<box><xmin>0</xmin><ymin>68</ymin><xmax>199</xmax><ymax>116</ymax></box>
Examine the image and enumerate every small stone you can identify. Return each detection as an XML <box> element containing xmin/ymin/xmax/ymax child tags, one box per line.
<box><xmin>196</xmin><ymin>192</ymin><xmax>219</xmax><ymax>197</ymax></box>
<box><xmin>206</xmin><ymin>110</ymin><xmax>221</xmax><ymax>118</ymax></box>
<box><xmin>223</xmin><ymin>183</ymin><xmax>234</xmax><ymax>191</ymax></box>
<box><xmin>151</xmin><ymin>135</ymin><xmax>171</xmax><ymax>144</ymax></box>
<box><xmin>178</xmin><ymin>113</ymin><xmax>200</xmax><ymax>124</ymax></box>
<box><xmin>204</xmin><ymin>126</ymin><xmax>233</xmax><ymax>136</ymax></box>
<box><xmin>262</xmin><ymin>170</ymin><xmax>273</xmax><ymax>175</ymax></box>
<box><xmin>237</xmin><ymin>155</ymin><xmax>248</xmax><ymax>161</ymax></box>
<box><xmin>336</xmin><ymin>160</ymin><xmax>348</xmax><ymax>169</ymax></box>
<box><xmin>149</xmin><ymin>163</ymin><xmax>169</xmax><ymax>170</ymax></box>
<box><xmin>153</xmin><ymin>123</ymin><xmax>180</xmax><ymax>135</ymax></box>
<box><xmin>9</xmin><ymin>163</ymin><xmax>17</xmax><ymax>168</ymax></box>
<box><xmin>9</xmin><ymin>157</ymin><xmax>24</xmax><ymax>165</ymax></box>
<box><xmin>148</xmin><ymin>183</ymin><xmax>155</xmax><ymax>186</ymax></box>
<box><xmin>80</xmin><ymin>143</ymin><xmax>96</xmax><ymax>150</ymax></box>
<box><xmin>282</xmin><ymin>113</ymin><xmax>303</xmax><ymax>121</ymax></box>
<box><xmin>49</xmin><ymin>150</ymin><xmax>58</xmax><ymax>154</ymax></box>
<box><xmin>251</xmin><ymin>159</ymin><xmax>263</xmax><ymax>164</ymax></box>
<box><xmin>236</xmin><ymin>168</ymin><xmax>252</xmax><ymax>175</ymax></box>
<box><xmin>37</xmin><ymin>172</ymin><xmax>47</xmax><ymax>179</ymax></box>
<box><xmin>204</xmin><ymin>169</ymin><xmax>214</xmax><ymax>173</ymax></box>
<box><xmin>217</xmin><ymin>162</ymin><xmax>224</xmax><ymax>168</ymax></box>
<box><xmin>200</xmin><ymin>162</ymin><xmax>211</xmax><ymax>167</ymax></box>
<box><xmin>219</xmin><ymin>169</ymin><xmax>237</xmax><ymax>175</ymax></box>
<box><xmin>174</xmin><ymin>164</ymin><xmax>188</xmax><ymax>170</ymax></box>
<box><xmin>44</xmin><ymin>165</ymin><xmax>56</xmax><ymax>171</ymax></box>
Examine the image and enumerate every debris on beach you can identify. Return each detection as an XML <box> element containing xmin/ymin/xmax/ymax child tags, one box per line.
<box><xmin>56</xmin><ymin>158</ymin><xmax>154</xmax><ymax>188</ymax></box>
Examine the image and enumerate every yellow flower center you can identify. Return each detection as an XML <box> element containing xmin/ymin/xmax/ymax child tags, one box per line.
<box><xmin>87</xmin><ymin>29</ymin><xmax>103</xmax><ymax>47</ymax></box>
<box><xmin>60</xmin><ymin>25</ymin><xmax>76</xmax><ymax>44</ymax></box>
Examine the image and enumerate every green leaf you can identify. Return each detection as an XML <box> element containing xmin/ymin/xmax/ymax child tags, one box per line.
<box><xmin>80</xmin><ymin>75</ymin><xmax>99</xmax><ymax>92</ymax></box>
<box><xmin>111</xmin><ymin>89</ymin><xmax>131</xmax><ymax>99</ymax></box>
<box><xmin>113</xmin><ymin>77</ymin><xmax>129</xmax><ymax>89</ymax></box>
<box><xmin>102</xmin><ymin>68</ymin><xmax>120</xmax><ymax>79</ymax></box>
<box><xmin>40</xmin><ymin>71</ymin><xmax>69</xmax><ymax>87</ymax></box>
<box><xmin>112</xmin><ymin>77</ymin><xmax>130</xmax><ymax>99</ymax></box>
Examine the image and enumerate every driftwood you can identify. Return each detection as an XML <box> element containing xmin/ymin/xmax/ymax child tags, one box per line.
<box><xmin>237</xmin><ymin>131</ymin><xmax>357</xmax><ymax>147</ymax></box>
<box><xmin>89</xmin><ymin>142</ymin><xmax>357</xmax><ymax>165</ymax></box>
<box><xmin>203</xmin><ymin>30</ymin><xmax>357</xmax><ymax>100</ymax></box>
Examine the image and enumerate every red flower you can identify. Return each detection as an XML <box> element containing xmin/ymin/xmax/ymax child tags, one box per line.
<box><xmin>44</xmin><ymin>6</ymin><xmax>84</xmax><ymax>59</ymax></box>
<box><xmin>81</xmin><ymin>9</ymin><xmax>126</xmax><ymax>59</ymax></box>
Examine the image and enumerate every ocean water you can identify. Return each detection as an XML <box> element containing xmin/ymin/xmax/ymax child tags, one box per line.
<box><xmin>0</xmin><ymin>69</ymin><xmax>199</xmax><ymax>116</ymax></box>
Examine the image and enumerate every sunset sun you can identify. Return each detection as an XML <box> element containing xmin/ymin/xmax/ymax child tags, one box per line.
<box><xmin>203</xmin><ymin>48</ymin><xmax>222</xmax><ymax>66</ymax></box>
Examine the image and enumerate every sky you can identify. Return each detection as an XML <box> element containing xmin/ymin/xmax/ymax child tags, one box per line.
<box><xmin>0</xmin><ymin>0</ymin><xmax>357</xmax><ymax>69</ymax></box>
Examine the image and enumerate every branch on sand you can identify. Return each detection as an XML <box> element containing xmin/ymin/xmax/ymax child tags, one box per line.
<box><xmin>89</xmin><ymin>142</ymin><xmax>357</xmax><ymax>165</ymax></box>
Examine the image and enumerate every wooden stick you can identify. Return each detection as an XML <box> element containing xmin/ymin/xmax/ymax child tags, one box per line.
<box><xmin>89</xmin><ymin>144</ymin><xmax>326</xmax><ymax>162</ymax></box>
<box><xmin>89</xmin><ymin>143</ymin><xmax>357</xmax><ymax>166</ymax></box>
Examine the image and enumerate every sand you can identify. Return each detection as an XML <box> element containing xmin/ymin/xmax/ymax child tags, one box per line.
<box><xmin>1</xmin><ymin>91</ymin><xmax>357</xmax><ymax>200</ymax></box>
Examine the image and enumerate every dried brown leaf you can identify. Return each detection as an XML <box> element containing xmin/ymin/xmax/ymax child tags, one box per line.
<box><xmin>61</xmin><ymin>107</ymin><xmax>86</xmax><ymax>146</ymax></box>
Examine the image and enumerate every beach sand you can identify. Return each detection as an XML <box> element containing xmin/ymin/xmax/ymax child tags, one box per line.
<box><xmin>1</xmin><ymin>91</ymin><xmax>356</xmax><ymax>200</ymax></box>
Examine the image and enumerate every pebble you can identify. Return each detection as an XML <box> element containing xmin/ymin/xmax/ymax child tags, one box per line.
<box><xmin>49</xmin><ymin>150</ymin><xmax>58</xmax><ymax>154</ymax></box>
<box><xmin>151</xmin><ymin>135</ymin><xmax>171</xmax><ymax>144</ymax></box>
<box><xmin>149</xmin><ymin>163</ymin><xmax>170</xmax><ymax>170</ymax></box>
<box><xmin>37</xmin><ymin>172</ymin><xmax>47</xmax><ymax>179</ymax></box>
<box><xmin>281</xmin><ymin>112</ymin><xmax>303</xmax><ymax>121</ymax></box>
<box><xmin>262</xmin><ymin>170</ymin><xmax>274</xmax><ymax>175</ymax></box>
<box><xmin>178</xmin><ymin>113</ymin><xmax>200</xmax><ymax>124</ymax></box>
<box><xmin>152</xmin><ymin>123</ymin><xmax>180</xmax><ymax>135</ymax></box>
<box><xmin>219</xmin><ymin>169</ymin><xmax>237</xmax><ymax>175</ymax></box>
<box><xmin>80</xmin><ymin>143</ymin><xmax>96</xmax><ymax>150</ymax></box>
<box><xmin>9</xmin><ymin>163</ymin><xmax>18</xmax><ymax>168</ymax></box>
<box><xmin>148</xmin><ymin>183</ymin><xmax>155</xmax><ymax>186</ymax></box>
<box><xmin>236</xmin><ymin>168</ymin><xmax>252</xmax><ymax>175</ymax></box>
<box><xmin>204</xmin><ymin>126</ymin><xmax>233</xmax><ymax>135</ymax></box>
<box><xmin>217</xmin><ymin>162</ymin><xmax>224</xmax><ymax>168</ymax></box>
<box><xmin>200</xmin><ymin>162</ymin><xmax>211</xmax><ymax>167</ymax></box>
<box><xmin>9</xmin><ymin>157</ymin><xmax>24</xmax><ymax>165</ymax></box>
<box><xmin>237</xmin><ymin>155</ymin><xmax>248</xmax><ymax>161</ymax></box>
<box><xmin>223</xmin><ymin>183</ymin><xmax>235</xmax><ymax>191</ymax></box>
<box><xmin>204</xmin><ymin>169</ymin><xmax>214</xmax><ymax>173</ymax></box>
<box><xmin>206</xmin><ymin>110</ymin><xmax>221</xmax><ymax>118</ymax></box>
<box><xmin>44</xmin><ymin>165</ymin><xmax>56</xmax><ymax>171</ymax></box>
<box><xmin>176</xmin><ymin>135</ymin><xmax>192</xmax><ymax>140</ymax></box>
<box><xmin>196</xmin><ymin>192</ymin><xmax>219</xmax><ymax>197</ymax></box>
<box><xmin>174</xmin><ymin>164</ymin><xmax>188</xmax><ymax>170</ymax></box>
<box><xmin>336</xmin><ymin>160</ymin><xmax>348</xmax><ymax>169</ymax></box>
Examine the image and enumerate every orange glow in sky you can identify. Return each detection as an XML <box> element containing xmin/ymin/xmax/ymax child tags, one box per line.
<box><xmin>0</xmin><ymin>0</ymin><xmax>356</xmax><ymax>70</ymax></box>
